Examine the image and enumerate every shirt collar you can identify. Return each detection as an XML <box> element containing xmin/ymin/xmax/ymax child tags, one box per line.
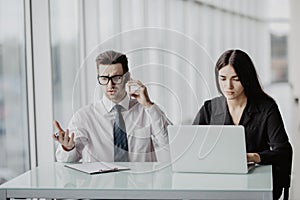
<box><xmin>103</xmin><ymin>94</ymin><xmax>130</xmax><ymax>113</ymax></box>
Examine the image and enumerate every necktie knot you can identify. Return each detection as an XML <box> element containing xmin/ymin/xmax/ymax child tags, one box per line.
<box><xmin>113</xmin><ymin>105</ymin><xmax>125</xmax><ymax>130</ymax></box>
<box><xmin>114</xmin><ymin>104</ymin><xmax>123</xmax><ymax>113</ymax></box>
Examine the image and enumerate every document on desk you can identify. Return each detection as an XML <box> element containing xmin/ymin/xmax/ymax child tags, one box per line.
<box><xmin>64</xmin><ymin>162</ymin><xmax>130</xmax><ymax>175</ymax></box>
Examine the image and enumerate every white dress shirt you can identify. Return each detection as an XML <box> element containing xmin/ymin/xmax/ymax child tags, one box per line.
<box><xmin>56</xmin><ymin>95</ymin><xmax>172</xmax><ymax>162</ymax></box>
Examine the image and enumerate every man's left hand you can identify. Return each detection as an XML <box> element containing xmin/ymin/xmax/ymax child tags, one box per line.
<box><xmin>127</xmin><ymin>80</ymin><xmax>154</xmax><ymax>108</ymax></box>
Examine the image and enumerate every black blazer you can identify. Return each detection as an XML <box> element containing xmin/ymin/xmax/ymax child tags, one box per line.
<box><xmin>193</xmin><ymin>96</ymin><xmax>292</xmax><ymax>199</ymax></box>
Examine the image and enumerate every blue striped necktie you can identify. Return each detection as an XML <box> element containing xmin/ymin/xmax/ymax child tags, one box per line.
<box><xmin>113</xmin><ymin>104</ymin><xmax>129</xmax><ymax>162</ymax></box>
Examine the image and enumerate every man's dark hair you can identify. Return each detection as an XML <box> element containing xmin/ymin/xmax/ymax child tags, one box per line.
<box><xmin>96</xmin><ymin>50</ymin><xmax>128</xmax><ymax>73</ymax></box>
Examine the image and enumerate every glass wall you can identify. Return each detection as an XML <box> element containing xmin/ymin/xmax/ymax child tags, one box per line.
<box><xmin>48</xmin><ymin>0</ymin><xmax>270</xmax><ymax>125</ymax></box>
<box><xmin>50</xmin><ymin>0</ymin><xmax>81</xmax><ymax>127</ymax></box>
<box><xmin>0</xmin><ymin>0</ymin><xmax>30</xmax><ymax>184</ymax></box>
<box><xmin>89</xmin><ymin>0</ymin><xmax>269</xmax><ymax>124</ymax></box>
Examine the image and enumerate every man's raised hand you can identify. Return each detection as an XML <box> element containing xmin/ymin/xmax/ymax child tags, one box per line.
<box><xmin>52</xmin><ymin>120</ymin><xmax>75</xmax><ymax>151</ymax></box>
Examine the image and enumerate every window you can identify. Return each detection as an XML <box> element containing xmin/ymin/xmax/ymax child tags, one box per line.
<box><xmin>50</xmin><ymin>0</ymin><xmax>81</xmax><ymax>126</ymax></box>
<box><xmin>0</xmin><ymin>0</ymin><xmax>30</xmax><ymax>184</ymax></box>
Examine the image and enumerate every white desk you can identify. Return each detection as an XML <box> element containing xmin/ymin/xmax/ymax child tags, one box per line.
<box><xmin>0</xmin><ymin>162</ymin><xmax>272</xmax><ymax>199</ymax></box>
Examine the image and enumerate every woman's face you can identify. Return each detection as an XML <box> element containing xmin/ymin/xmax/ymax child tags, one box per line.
<box><xmin>218</xmin><ymin>65</ymin><xmax>246</xmax><ymax>101</ymax></box>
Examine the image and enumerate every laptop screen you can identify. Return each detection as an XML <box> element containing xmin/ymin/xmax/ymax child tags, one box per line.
<box><xmin>168</xmin><ymin>125</ymin><xmax>249</xmax><ymax>174</ymax></box>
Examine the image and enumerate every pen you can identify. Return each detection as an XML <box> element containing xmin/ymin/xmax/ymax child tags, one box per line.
<box><xmin>55</xmin><ymin>131</ymin><xmax>72</xmax><ymax>142</ymax></box>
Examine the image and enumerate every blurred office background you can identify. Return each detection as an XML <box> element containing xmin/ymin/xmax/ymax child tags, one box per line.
<box><xmin>1</xmin><ymin>0</ymin><xmax>300</xmax><ymax>199</ymax></box>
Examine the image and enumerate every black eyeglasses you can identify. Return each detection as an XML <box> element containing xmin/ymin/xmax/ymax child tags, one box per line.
<box><xmin>97</xmin><ymin>74</ymin><xmax>125</xmax><ymax>85</ymax></box>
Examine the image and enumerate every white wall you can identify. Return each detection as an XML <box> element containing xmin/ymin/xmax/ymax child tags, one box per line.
<box><xmin>289</xmin><ymin>0</ymin><xmax>300</xmax><ymax>129</ymax></box>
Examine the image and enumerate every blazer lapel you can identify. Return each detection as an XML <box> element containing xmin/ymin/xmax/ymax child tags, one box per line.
<box><xmin>240</xmin><ymin>101</ymin><xmax>259</xmax><ymax>126</ymax></box>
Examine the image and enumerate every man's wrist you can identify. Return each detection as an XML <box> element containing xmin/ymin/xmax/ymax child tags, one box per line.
<box><xmin>62</xmin><ymin>144</ymin><xmax>75</xmax><ymax>151</ymax></box>
<box><xmin>144</xmin><ymin>101</ymin><xmax>154</xmax><ymax>108</ymax></box>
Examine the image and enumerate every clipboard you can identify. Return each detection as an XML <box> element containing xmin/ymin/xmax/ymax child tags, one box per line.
<box><xmin>64</xmin><ymin>162</ymin><xmax>130</xmax><ymax>175</ymax></box>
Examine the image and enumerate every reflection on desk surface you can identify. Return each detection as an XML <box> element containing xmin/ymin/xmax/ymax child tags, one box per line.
<box><xmin>55</xmin><ymin>162</ymin><xmax>172</xmax><ymax>189</ymax></box>
<box><xmin>172</xmin><ymin>165</ymin><xmax>272</xmax><ymax>190</ymax></box>
<box><xmin>0</xmin><ymin>162</ymin><xmax>271</xmax><ymax>192</ymax></box>
<box><xmin>0</xmin><ymin>162</ymin><xmax>173</xmax><ymax>189</ymax></box>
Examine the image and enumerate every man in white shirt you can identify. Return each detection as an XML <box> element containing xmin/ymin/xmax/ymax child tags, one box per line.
<box><xmin>53</xmin><ymin>50</ymin><xmax>172</xmax><ymax>162</ymax></box>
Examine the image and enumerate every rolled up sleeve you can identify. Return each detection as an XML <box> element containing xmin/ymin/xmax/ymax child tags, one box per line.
<box><xmin>145</xmin><ymin>104</ymin><xmax>172</xmax><ymax>162</ymax></box>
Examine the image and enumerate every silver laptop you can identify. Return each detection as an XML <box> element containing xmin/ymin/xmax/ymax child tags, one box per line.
<box><xmin>168</xmin><ymin>125</ymin><xmax>255</xmax><ymax>174</ymax></box>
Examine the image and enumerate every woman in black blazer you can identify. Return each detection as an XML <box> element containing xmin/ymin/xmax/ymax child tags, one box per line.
<box><xmin>193</xmin><ymin>49</ymin><xmax>292</xmax><ymax>200</ymax></box>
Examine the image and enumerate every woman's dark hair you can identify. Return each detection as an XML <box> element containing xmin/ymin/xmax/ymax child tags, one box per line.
<box><xmin>96</xmin><ymin>50</ymin><xmax>128</xmax><ymax>73</ymax></box>
<box><xmin>215</xmin><ymin>49</ymin><xmax>270</xmax><ymax>101</ymax></box>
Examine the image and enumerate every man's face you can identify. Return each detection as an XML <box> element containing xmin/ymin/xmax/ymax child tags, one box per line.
<box><xmin>98</xmin><ymin>63</ymin><xmax>128</xmax><ymax>103</ymax></box>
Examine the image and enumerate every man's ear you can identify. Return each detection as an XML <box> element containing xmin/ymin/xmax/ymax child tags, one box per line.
<box><xmin>124</xmin><ymin>72</ymin><xmax>131</xmax><ymax>83</ymax></box>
